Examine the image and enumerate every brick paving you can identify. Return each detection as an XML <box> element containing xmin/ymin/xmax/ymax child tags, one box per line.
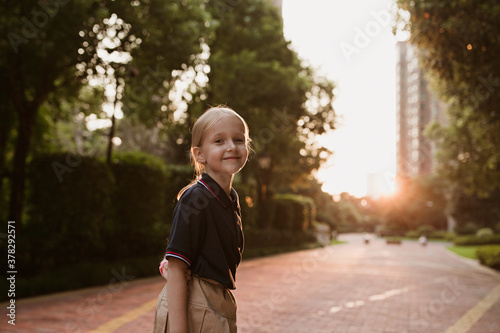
<box><xmin>2</xmin><ymin>233</ymin><xmax>500</xmax><ymax>332</ymax></box>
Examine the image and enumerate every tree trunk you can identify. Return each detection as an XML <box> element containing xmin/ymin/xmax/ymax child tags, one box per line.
<box><xmin>106</xmin><ymin>111</ymin><xmax>116</xmax><ymax>165</ymax></box>
<box><xmin>8</xmin><ymin>105</ymin><xmax>36</xmax><ymax>223</ymax></box>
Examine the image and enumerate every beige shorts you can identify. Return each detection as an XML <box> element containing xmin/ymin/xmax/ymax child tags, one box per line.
<box><xmin>153</xmin><ymin>275</ymin><xmax>237</xmax><ymax>333</ymax></box>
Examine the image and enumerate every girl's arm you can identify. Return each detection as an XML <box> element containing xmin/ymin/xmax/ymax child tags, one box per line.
<box><xmin>159</xmin><ymin>259</ymin><xmax>192</xmax><ymax>282</ymax></box>
<box><xmin>167</xmin><ymin>258</ymin><xmax>189</xmax><ymax>333</ymax></box>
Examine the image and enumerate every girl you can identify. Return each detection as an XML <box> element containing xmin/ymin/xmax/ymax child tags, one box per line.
<box><xmin>154</xmin><ymin>107</ymin><xmax>250</xmax><ymax>333</ymax></box>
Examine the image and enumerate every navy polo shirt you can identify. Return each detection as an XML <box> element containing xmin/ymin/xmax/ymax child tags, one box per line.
<box><xmin>165</xmin><ymin>173</ymin><xmax>244</xmax><ymax>290</ymax></box>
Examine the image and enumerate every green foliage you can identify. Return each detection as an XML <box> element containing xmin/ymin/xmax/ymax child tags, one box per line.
<box><xmin>10</xmin><ymin>256</ymin><xmax>159</xmax><ymax>299</ymax></box>
<box><xmin>108</xmin><ymin>151</ymin><xmax>170</xmax><ymax>259</ymax></box>
<box><xmin>118</xmin><ymin>0</ymin><xmax>213</xmax><ymax>125</ymax></box>
<box><xmin>272</xmin><ymin>194</ymin><xmax>315</xmax><ymax>231</ymax></box>
<box><xmin>413</xmin><ymin>224</ymin><xmax>435</xmax><ymax>237</ymax></box>
<box><xmin>386</xmin><ymin>237</ymin><xmax>403</xmax><ymax>245</ymax></box>
<box><xmin>112</xmin><ymin>150</ymin><xmax>167</xmax><ymax>172</ymax></box>
<box><xmin>405</xmin><ymin>229</ymin><xmax>455</xmax><ymax>241</ymax></box>
<box><xmin>1</xmin><ymin>0</ymin><xmax>213</xmax><ymax>222</ymax></box>
<box><xmin>476</xmin><ymin>245</ymin><xmax>500</xmax><ymax>270</ymax></box>
<box><xmin>379</xmin><ymin>176</ymin><xmax>447</xmax><ymax>233</ymax></box>
<box><xmin>16</xmin><ymin>152</ymin><xmax>196</xmax><ymax>297</ymax></box>
<box><xmin>397</xmin><ymin>0</ymin><xmax>500</xmax><ymax>196</ymax></box>
<box><xmin>332</xmin><ymin>198</ymin><xmax>364</xmax><ymax>233</ymax></box>
<box><xmin>205</xmin><ymin>0</ymin><xmax>336</xmax><ymax>188</ymax></box>
<box><xmin>430</xmin><ymin>230</ymin><xmax>456</xmax><ymax>241</ymax></box>
<box><xmin>164</xmin><ymin>164</ymin><xmax>196</xmax><ymax>202</ymax></box>
<box><xmin>404</xmin><ymin>224</ymin><xmax>454</xmax><ymax>239</ymax></box>
<box><xmin>454</xmin><ymin>234</ymin><xmax>500</xmax><ymax>246</ymax></box>
<box><xmin>25</xmin><ymin>153</ymin><xmax>115</xmax><ymax>271</ymax></box>
<box><xmin>451</xmin><ymin>189</ymin><xmax>500</xmax><ymax>234</ymax></box>
<box><xmin>36</xmin><ymin>84</ymin><xmax>107</xmax><ymax>155</ymax></box>
<box><xmin>244</xmin><ymin>228</ymin><xmax>317</xmax><ymax>251</ymax></box>
<box><xmin>476</xmin><ymin>227</ymin><xmax>494</xmax><ymax>239</ymax></box>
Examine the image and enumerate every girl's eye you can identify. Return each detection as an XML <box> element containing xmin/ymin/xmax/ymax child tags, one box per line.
<box><xmin>235</xmin><ymin>138</ymin><xmax>245</xmax><ymax>143</ymax></box>
<box><xmin>215</xmin><ymin>139</ymin><xmax>223</xmax><ymax>144</ymax></box>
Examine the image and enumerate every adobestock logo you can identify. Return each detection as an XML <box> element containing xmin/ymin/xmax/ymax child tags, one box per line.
<box><xmin>339</xmin><ymin>4</ymin><xmax>394</xmax><ymax>64</ymax></box>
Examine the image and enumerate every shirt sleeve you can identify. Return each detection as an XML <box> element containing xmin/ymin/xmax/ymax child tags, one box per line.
<box><xmin>165</xmin><ymin>187</ymin><xmax>208</xmax><ymax>267</ymax></box>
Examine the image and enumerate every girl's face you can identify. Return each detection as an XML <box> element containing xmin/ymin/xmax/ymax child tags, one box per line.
<box><xmin>194</xmin><ymin>115</ymin><xmax>249</xmax><ymax>180</ymax></box>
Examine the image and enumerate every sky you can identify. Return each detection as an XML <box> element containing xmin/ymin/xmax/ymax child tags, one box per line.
<box><xmin>282</xmin><ymin>0</ymin><xmax>400</xmax><ymax>197</ymax></box>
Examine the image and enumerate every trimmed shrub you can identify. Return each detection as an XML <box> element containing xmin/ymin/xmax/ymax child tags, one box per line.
<box><xmin>454</xmin><ymin>234</ymin><xmax>500</xmax><ymax>246</ymax></box>
<box><xmin>405</xmin><ymin>229</ymin><xmax>455</xmax><ymax>241</ymax></box>
<box><xmin>416</xmin><ymin>224</ymin><xmax>436</xmax><ymax>237</ymax></box>
<box><xmin>476</xmin><ymin>245</ymin><xmax>500</xmax><ymax>270</ymax></box>
<box><xmin>429</xmin><ymin>230</ymin><xmax>456</xmax><ymax>241</ymax></box>
<box><xmin>244</xmin><ymin>228</ymin><xmax>316</xmax><ymax>250</ymax></box>
<box><xmin>405</xmin><ymin>230</ymin><xmax>420</xmax><ymax>238</ymax></box>
<box><xmin>25</xmin><ymin>153</ymin><xmax>115</xmax><ymax>271</ymax></box>
<box><xmin>164</xmin><ymin>164</ymin><xmax>195</xmax><ymax>215</ymax></box>
<box><xmin>15</xmin><ymin>255</ymin><xmax>160</xmax><ymax>299</ymax></box>
<box><xmin>456</xmin><ymin>222</ymin><xmax>480</xmax><ymax>235</ymax></box>
<box><xmin>109</xmin><ymin>151</ymin><xmax>170</xmax><ymax>259</ymax></box>
<box><xmin>161</xmin><ymin>164</ymin><xmax>198</xmax><ymax>242</ymax></box>
<box><xmin>386</xmin><ymin>237</ymin><xmax>402</xmax><ymax>245</ymax></box>
<box><xmin>272</xmin><ymin>194</ymin><xmax>315</xmax><ymax>231</ymax></box>
<box><xmin>476</xmin><ymin>228</ymin><xmax>494</xmax><ymax>239</ymax></box>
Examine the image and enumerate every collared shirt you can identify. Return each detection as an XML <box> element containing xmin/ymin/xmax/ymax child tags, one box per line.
<box><xmin>165</xmin><ymin>173</ymin><xmax>244</xmax><ymax>289</ymax></box>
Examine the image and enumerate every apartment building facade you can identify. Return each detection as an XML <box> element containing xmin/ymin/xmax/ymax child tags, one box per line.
<box><xmin>395</xmin><ymin>41</ymin><xmax>446</xmax><ymax>185</ymax></box>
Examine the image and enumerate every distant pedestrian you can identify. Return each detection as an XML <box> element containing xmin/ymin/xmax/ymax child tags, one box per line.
<box><xmin>153</xmin><ymin>107</ymin><xmax>251</xmax><ymax>333</ymax></box>
<box><xmin>419</xmin><ymin>235</ymin><xmax>428</xmax><ymax>246</ymax></box>
<box><xmin>364</xmin><ymin>233</ymin><xmax>371</xmax><ymax>244</ymax></box>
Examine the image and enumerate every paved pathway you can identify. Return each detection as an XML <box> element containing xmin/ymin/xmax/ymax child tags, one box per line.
<box><xmin>2</xmin><ymin>234</ymin><xmax>500</xmax><ymax>332</ymax></box>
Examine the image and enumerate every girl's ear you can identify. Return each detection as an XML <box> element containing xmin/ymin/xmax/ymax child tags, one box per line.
<box><xmin>192</xmin><ymin>146</ymin><xmax>205</xmax><ymax>163</ymax></box>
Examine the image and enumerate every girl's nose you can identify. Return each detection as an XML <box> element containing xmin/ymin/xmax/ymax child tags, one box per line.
<box><xmin>227</xmin><ymin>140</ymin><xmax>236</xmax><ymax>150</ymax></box>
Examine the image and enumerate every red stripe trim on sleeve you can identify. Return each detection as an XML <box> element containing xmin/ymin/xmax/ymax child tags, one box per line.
<box><xmin>165</xmin><ymin>251</ymin><xmax>191</xmax><ymax>265</ymax></box>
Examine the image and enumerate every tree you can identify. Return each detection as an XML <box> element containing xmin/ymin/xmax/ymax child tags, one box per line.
<box><xmin>378</xmin><ymin>176</ymin><xmax>448</xmax><ymax>234</ymax></box>
<box><xmin>205</xmin><ymin>0</ymin><xmax>336</xmax><ymax>188</ymax></box>
<box><xmin>396</xmin><ymin>0</ymin><xmax>500</xmax><ymax>197</ymax></box>
<box><xmin>1</xmin><ymin>0</ymin><xmax>210</xmax><ymax>222</ymax></box>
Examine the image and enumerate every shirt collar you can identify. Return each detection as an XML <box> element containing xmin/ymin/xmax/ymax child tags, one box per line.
<box><xmin>198</xmin><ymin>173</ymin><xmax>236</xmax><ymax>208</ymax></box>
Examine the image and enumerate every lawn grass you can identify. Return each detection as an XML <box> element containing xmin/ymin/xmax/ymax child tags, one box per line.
<box><xmin>447</xmin><ymin>245</ymin><xmax>478</xmax><ymax>259</ymax></box>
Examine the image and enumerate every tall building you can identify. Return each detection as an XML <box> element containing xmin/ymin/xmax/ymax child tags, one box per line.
<box><xmin>395</xmin><ymin>41</ymin><xmax>446</xmax><ymax>186</ymax></box>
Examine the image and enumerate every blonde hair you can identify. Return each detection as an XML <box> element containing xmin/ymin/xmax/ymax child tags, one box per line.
<box><xmin>177</xmin><ymin>107</ymin><xmax>251</xmax><ymax>200</ymax></box>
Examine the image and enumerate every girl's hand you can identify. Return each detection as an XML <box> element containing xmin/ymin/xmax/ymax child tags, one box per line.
<box><xmin>159</xmin><ymin>259</ymin><xmax>192</xmax><ymax>282</ymax></box>
<box><xmin>159</xmin><ymin>259</ymin><xmax>169</xmax><ymax>281</ymax></box>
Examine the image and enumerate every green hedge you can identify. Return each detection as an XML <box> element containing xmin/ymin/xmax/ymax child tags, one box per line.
<box><xmin>272</xmin><ymin>194</ymin><xmax>315</xmax><ymax>231</ymax></box>
<box><xmin>15</xmin><ymin>255</ymin><xmax>160</xmax><ymax>298</ymax></box>
<box><xmin>244</xmin><ymin>228</ymin><xmax>316</xmax><ymax>249</ymax></box>
<box><xmin>108</xmin><ymin>151</ymin><xmax>170</xmax><ymax>259</ymax></box>
<box><xmin>476</xmin><ymin>245</ymin><xmax>500</xmax><ymax>270</ymax></box>
<box><xmin>14</xmin><ymin>152</ymin><xmax>179</xmax><ymax>298</ymax></box>
<box><xmin>405</xmin><ymin>229</ymin><xmax>456</xmax><ymax>241</ymax></box>
<box><xmin>454</xmin><ymin>234</ymin><xmax>500</xmax><ymax>246</ymax></box>
<box><xmin>25</xmin><ymin>153</ymin><xmax>115</xmax><ymax>271</ymax></box>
